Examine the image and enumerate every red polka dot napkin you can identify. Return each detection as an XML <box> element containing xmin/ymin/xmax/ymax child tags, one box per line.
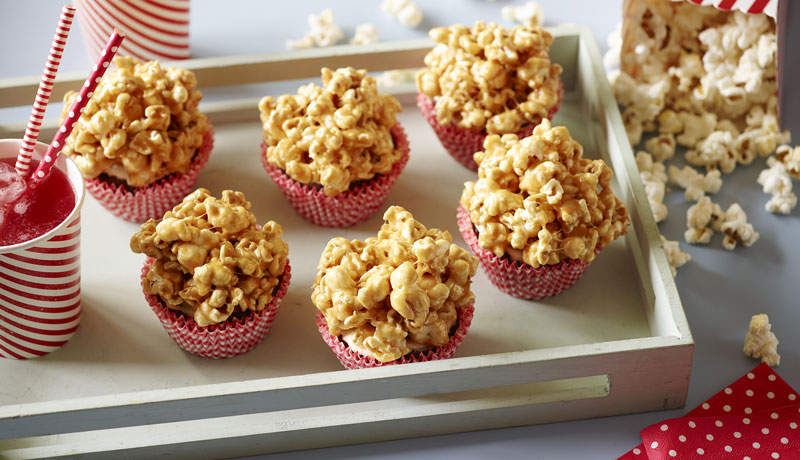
<box><xmin>619</xmin><ymin>363</ymin><xmax>800</xmax><ymax>459</ymax></box>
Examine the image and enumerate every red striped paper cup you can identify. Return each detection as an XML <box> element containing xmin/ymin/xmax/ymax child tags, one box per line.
<box><xmin>315</xmin><ymin>302</ymin><xmax>474</xmax><ymax>370</ymax></box>
<box><xmin>74</xmin><ymin>0</ymin><xmax>190</xmax><ymax>63</ymax></box>
<box><xmin>0</xmin><ymin>140</ymin><xmax>85</xmax><ymax>360</ymax></box>
<box><xmin>417</xmin><ymin>81</ymin><xmax>564</xmax><ymax>171</ymax></box>
<box><xmin>456</xmin><ymin>205</ymin><xmax>596</xmax><ymax>300</ymax></box>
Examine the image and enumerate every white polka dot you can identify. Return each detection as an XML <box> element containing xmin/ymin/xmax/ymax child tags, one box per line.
<box><xmin>782</xmin><ymin>437</ymin><xmax>789</xmax><ymax>444</ymax></box>
<box><xmin>715</xmin><ymin>420</ymin><xmax>723</xmax><ymax>427</ymax></box>
<box><xmin>753</xmin><ymin>442</ymin><xmax>761</xmax><ymax>449</ymax></box>
<box><xmin>724</xmin><ymin>405</ymin><xmax>731</xmax><ymax>412</ymax></box>
<box><xmin>743</xmin><ymin>418</ymin><xmax>751</xmax><ymax>425</ymax></box>
<box><xmin>59</xmin><ymin>126</ymin><xmax>66</xmax><ymax>133</ymax></box>
<box><xmin>36</xmin><ymin>170</ymin><xmax>44</xmax><ymax>177</ymax></box>
<box><xmin>679</xmin><ymin>435</ymin><xmax>686</xmax><ymax>442</ymax></box>
<box><xmin>697</xmin><ymin>448</ymin><xmax>704</xmax><ymax>455</ymax></box>
<box><xmin>44</xmin><ymin>155</ymin><xmax>51</xmax><ymax>162</ymax></box>
<box><xmin>84</xmin><ymin>80</ymin><xmax>89</xmax><ymax>87</ymax></box>
<box><xmin>651</xmin><ymin>441</ymin><xmax>659</xmax><ymax>449</ymax></box>
<box><xmin>103</xmin><ymin>61</ymin><xmax>109</xmax><ymax>68</ymax></box>
<box><xmin>87</xmin><ymin>91</ymin><xmax>94</xmax><ymax>98</ymax></box>
<box><xmin>771</xmin><ymin>413</ymin><xmax>779</xmax><ymax>420</ymax></box>
<box><xmin>95</xmin><ymin>76</ymin><xmax>101</xmax><ymax>83</ymax></box>
<box><xmin>791</xmin><ymin>422</ymin><xmax>798</xmax><ymax>429</ymax></box>
<box><xmin>661</xmin><ymin>424</ymin><xmax>669</xmax><ymax>431</ymax></box>
<box><xmin>768</xmin><ymin>392</ymin><xmax>775</xmax><ymax>399</ymax></box>
<box><xmin>706</xmin><ymin>434</ymin><xmax>714</xmax><ymax>441</ymax></box>
<box><xmin>79</xmin><ymin>107</ymin><xmax>84</xmax><ymax>113</ymax></box>
<box><xmin>790</xmin><ymin>394</ymin><xmax>797</xmax><ymax>401</ymax></box>
<box><xmin>725</xmin><ymin>387</ymin><xmax>733</xmax><ymax>395</ymax></box>
<box><xmin>633</xmin><ymin>448</ymin><xmax>641</xmax><ymax>455</ymax></box>
<box><xmin>734</xmin><ymin>431</ymin><xmax>742</xmax><ymax>438</ymax></box>
<box><xmin>669</xmin><ymin>449</ymin><xmax>677</xmax><ymax>457</ymax></box>
<box><xmin>745</xmin><ymin>457</ymin><xmax>752</xmax><ymax>460</ymax></box>
<box><xmin>763</xmin><ymin>428</ymin><xmax>770</xmax><ymax>434</ymax></box>
<box><xmin>71</xmin><ymin>122</ymin><xmax>76</xmax><ymax>128</ymax></box>
<box><xmin>689</xmin><ymin>421</ymin><xmax>696</xmax><ymax>428</ymax></box>
<box><xmin>111</xmin><ymin>46</ymin><xmax>118</xmax><ymax>52</ymax></box>
<box><xmin>745</xmin><ymin>407</ymin><xmax>753</xmax><ymax>414</ymax></box>
<box><xmin>748</xmin><ymin>372</ymin><xmax>755</xmax><ymax>379</ymax></box>
<box><xmin>68</xmin><ymin>111</ymin><xmax>75</xmax><ymax>118</ymax></box>
<box><xmin>746</xmin><ymin>390</ymin><xmax>754</xmax><ymax>397</ymax></box>
<box><xmin>702</xmin><ymin>403</ymin><xmax>710</xmax><ymax>410</ymax></box>
<box><xmin>52</xmin><ymin>141</ymin><xmax>59</xmax><ymax>148</ymax></box>
<box><xmin>769</xmin><ymin>374</ymin><xmax>776</xmax><ymax>381</ymax></box>
<box><xmin>772</xmin><ymin>453</ymin><xmax>780</xmax><ymax>459</ymax></box>
<box><xmin>76</xmin><ymin>94</ymin><xmax>81</xmax><ymax>102</ymax></box>
<box><xmin>725</xmin><ymin>446</ymin><xmax>733</xmax><ymax>453</ymax></box>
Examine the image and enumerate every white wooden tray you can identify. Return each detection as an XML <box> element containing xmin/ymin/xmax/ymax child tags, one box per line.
<box><xmin>0</xmin><ymin>26</ymin><xmax>692</xmax><ymax>459</ymax></box>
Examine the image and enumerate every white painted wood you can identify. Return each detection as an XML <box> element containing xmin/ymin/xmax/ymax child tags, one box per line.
<box><xmin>0</xmin><ymin>28</ymin><xmax>692</xmax><ymax>457</ymax></box>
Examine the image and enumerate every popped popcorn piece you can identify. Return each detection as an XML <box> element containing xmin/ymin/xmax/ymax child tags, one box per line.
<box><xmin>381</xmin><ymin>0</ymin><xmax>423</xmax><ymax>28</ymax></box>
<box><xmin>635</xmin><ymin>151</ymin><xmax>667</xmax><ymax>183</ymax></box>
<box><xmin>311</xmin><ymin>206</ymin><xmax>478</xmax><ymax>363</ymax></box>
<box><xmin>775</xmin><ymin>144</ymin><xmax>800</xmax><ymax>178</ymax></box>
<box><xmin>645</xmin><ymin>133</ymin><xmax>676</xmax><ymax>162</ymax></box>
<box><xmin>744</xmin><ymin>314</ymin><xmax>780</xmax><ymax>367</ymax></box>
<box><xmin>286</xmin><ymin>9</ymin><xmax>344</xmax><ymax>49</ymax></box>
<box><xmin>258</xmin><ymin>67</ymin><xmax>402</xmax><ymax>196</ymax></box>
<box><xmin>720</xmin><ymin>203</ymin><xmax>759</xmax><ymax>250</ymax></box>
<box><xmin>685</xmin><ymin>130</ymin><xmax>736</xmax><ymax>173</ymax></box>
<box><xmin>501</xmin><ymin>1</ymin><xmax>543</xmax><ymax>28</ymax></box>
<box><xmin>684</xmin><ymin>196</ymin><xmax>724</xmax><ymax>244</ymax></box>
<box><xmin>460</xmin><ymin>120</ymin><xmax>630</xmax><ymax>267</ymax></box>
<box><xmin>375</xmin><ymin>69</ymin><xmax>420</xmax><ymax>88</ymax></box>
<box><xmin>61</xmin><ymin>57</ymin><xmax>209</xmax><ymax>187</ymax></box>
<box><xmin>603</xmin><ymin>21</ymin><xmax>622</xmax><ymax>70</ymax></box>
<box><xmin>417</xmin><ymin>21</ymin><xmax>562</xmax><ymax>134</ymax></box>
<box><xmin>660</xmin><ymin>235</ymin><xmax>691</xmax><ymax>277</ymax></box>
<box><xmin>676</xmin><ymin>112</ymin><xmax>717</xmax><ymax>148</ymax></box>
<box><xmin>131</xmin><ymin>189</ymin><xmax>289</xmax><ymax>327</ymax></box>
<box><xmin>668</xmin><ymin>164</ymin><xmax>722</xmax><ymax>201</ymax></box>
<box><xmin>635</xmin><ymin>151</ymin><xmax>668</xmax><ymax>222</ymax></box>
<box><xmin>757</xmin><ymin>159</ymin><xmax>797</xmax><ymax>214</ymax></box>
<box><xmin>351</xmin><ymin>23</ymin><xmax>378</xmax><ymax>45</ymax></box>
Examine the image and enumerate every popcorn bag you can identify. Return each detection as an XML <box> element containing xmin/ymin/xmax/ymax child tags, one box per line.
<box><xmin>261</xmin><ymin>123</ymin><xmax>410</xmax><ymax>228</ymax></box>
<box><xmin>141</xmin><ymin>257</ymin><xmax>292</xmax><ymax>359</ymax></box>
<box><xmin>0</xmin><ymin>140</ymin><xmax>85</xmax><ymax>360</ymax></box>
<box><xmin>316</xmin><ymin>304</ymin><xmax>474</xmax><ymax>370</ymax></box>
<box><xmin>73</xmin><ymin>0</ymin><xmax>191</xmax><ymax>63</ymax></box>
<box><xmin>457</xmin><ymin>206</ymin><xmax>596</xmax><ymax>300</ymax></box>
<box><xmin>417</xmin><ymin>82</ymin><xmax>564</xmax><ymax>172</ymax></box>
<box><xmin>86</xmin><ymin>126</ymin><xmax>214</xmax><ymax>222</ymax></box>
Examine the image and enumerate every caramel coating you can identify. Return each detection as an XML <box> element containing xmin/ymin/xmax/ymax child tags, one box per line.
<box><xmin>417</xmin><ymin>21</ymin><xmax>562</xmax><ymax>134</ymax></box>
<box><xmin>311</xmin><ymin>206</ymin><xmax>478</xmax><ymax>363</ymax></box>
<box><xmin>259</xmin><ymin>67</ymin><xmax>403</xmax><ymax>196</ymax></box>
<box><xmin>461</xmin><ymin>119</ymin><xmax>630</xmax><ymax>267</ymax></box>
<box><xmin>61</xmin><ymin>56</ymin><xmax>209</xmax><ymax>187</ymax></box>
<box><xmin>131</xmin><ymin>189</ymin><xmax>289</xmax><ymax>327</ymax></box>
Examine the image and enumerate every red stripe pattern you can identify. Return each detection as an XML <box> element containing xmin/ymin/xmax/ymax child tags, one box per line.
<box><xmin>15</xmin><ymin>5</ymin><xmax>76</xmax><ymax>177</ymax></box>
<box><xmin>0</xmin><ymin>217</ymin><xmax>81</xmax><ymax>360</ymax></box>
<box><xmin>75</xmin><ymin>0</ymin><xmax>190</xmax><ymax>63</ymax></box>
<box><xmin>673</xmin><ymin>0</ymin><xmax>776</xmax><ymax>16</ymax></box>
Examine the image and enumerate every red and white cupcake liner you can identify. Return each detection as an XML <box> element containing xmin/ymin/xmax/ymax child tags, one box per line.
<box><xmin>141</xmin><ymin>257</ymin><xmax>291</xmax><ymax>359</ymax></box>
<box><xmin>260</xmin><ymin>123</ymin><xmax>410</xmax><ymax>228</ymax></box>
<box><xmin>86</xmin><ymin>126</ymin><xmax>214</xmax><ymax>223</ymax></box>
<box><xmin>315</xmin><ymin>302</ymin><xmax>474</xmax><ymax>370</ymax></box>
<box><xmin>457</xmin><ymin>206</ymin><xmax>596</xmax><ymax>300</ymax></box>
<box><xmin>417</xmin><ymin>81</ymin><xmax>564</xmax><ymax>171</ymax></box>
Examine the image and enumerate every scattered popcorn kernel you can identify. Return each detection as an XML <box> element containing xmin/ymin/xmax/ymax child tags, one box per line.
<box><xmin>775</xmin><ymin>144</ymin><xmax>800</xmax><ymax>178</ymax></box>
<box><xmin>286</xmin><ymin>9</ymin><xmax>344</xmax><ymax>49</ymax></box>
<box><xmin>382</xmin><ymin>0</ymin><xmax>423</xmax><ymax>28</ymax></box>
<box><xmin>744</xmin><ymin>314</ymin><xmax>780</xmax><ymax>367</ymax></box>
<box><xmin>757</xmin><ymin>159</ymin><xmax>797</xmax><ymax>214</ymax></box>
<box><xmin>351</xmin><ymin>23</ymin><xmax>379</xmax><ymax>45</ymax></box>
<box><xmin>501</xmin><ymin>1</ymin><xmax>544</xmax><ymax>28</ymax></box>
<box><xmin>660</xmin><ymin>235</ymin><xmax>691</xmax><ymax>277</ymax></box>
<box><xmin>685</xmin><ymin>196</ymin><xmax>724</xmax><ymax>245</ymax></box>
<box><xmin>669</xmin><ymin>164</ymin><xmax>722</xmax><ymax>201</ymax></box>
<box><xmin>375</xmin><ymin>69</ymin><xmax>420</xmax><ymax>88</ymax></box>
<box><xmin>720</xmin><ymin>203</ymin><xmax>759</xmax><ymax>250</ymax></box>
<box><xmin>645</xmin><ymin>133</ymin><xmax>676</xmax><ymax>162</ymax></box>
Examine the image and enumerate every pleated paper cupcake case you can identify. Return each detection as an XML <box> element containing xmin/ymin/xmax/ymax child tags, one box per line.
<box><xmin>260</xmin><ymin>123</ymin><xmax>410</xmax><ymax>228</ymax></box>
<box><xmin>417</xmin><ymin>81</ymin><xmax>564</xmax><ymax>171</ymax></box>
<box><xmin>457</xmin><ymin>205</ymin><xmax>596</xmax><ymax>300</ymax></box>
<box><xmin>141</xmin><ymin>256</ymin><xmax>291</xmax><ymax>359</ymax></box>
<box><xmin>86</xmin><ymin>126</ymin><xmax>215</xmax><ymax>223</ymax></box>
<box><xmin>315</xmin><ymin>302</ymin><xmax>474</xmax><ymax>370</ymax></box>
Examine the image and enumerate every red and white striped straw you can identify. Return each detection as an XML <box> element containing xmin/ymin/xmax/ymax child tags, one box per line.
<box><xmin>28</xmin><ymin>29</ymin><xmax>125</xmax><ymax>187</ymax></box>
<box><xmin>15</xmin><ymin>5</ymin><xmax>76</xmax><ymax>178</ymax></box>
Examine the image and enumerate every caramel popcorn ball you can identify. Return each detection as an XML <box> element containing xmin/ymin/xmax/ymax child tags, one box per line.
<box><xmin>311</xmin><ymin>206</ymin><xmax>478</xmax><ymax>363</ymax></box>
<box><xmin>417</xmin><ymin>21</ymin><xmax>562</xmax><ymax>134</ymax></box>
<box><xmin>461</xmin><ymin>119</ymin><xmax>630</xmax><ymax>268</ymax></box>
<box><xmin>131</xmin><ymin>189</ymin><xmax>289</xmax><ymax>327</ymax></box>
<box><xmin>259</xmin><ymin>67</ymin><xmax>403</xmax><ymax>196</ymax></box>
<box><xmin>61</xmin><ymin>56</ymin><xmax>209</xmax><ymax>187</ymax></box>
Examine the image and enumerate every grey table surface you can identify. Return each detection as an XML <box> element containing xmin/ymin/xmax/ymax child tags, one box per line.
<box><xmin>1</xmin><ymin>1</ymin><xmax>798</xmax><ymax>459</ymax></box>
